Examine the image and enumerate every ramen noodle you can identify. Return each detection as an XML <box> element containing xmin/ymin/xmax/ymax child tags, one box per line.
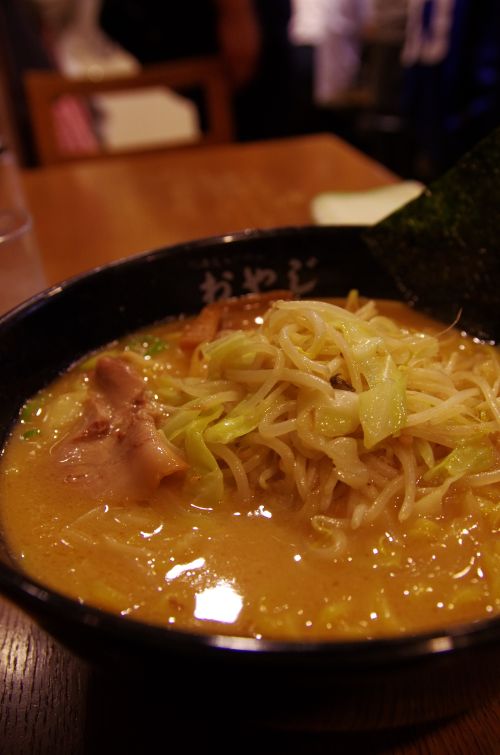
<box><xmin>0</xmin><ymin>292</ymin><xmax>499</xmax><ymax>639</ymax></box>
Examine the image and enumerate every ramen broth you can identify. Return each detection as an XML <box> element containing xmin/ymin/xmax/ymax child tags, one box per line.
<box><xmin>0</xmin><ymin>298</ymin><xmax>499</xmax><ymax>639</ymax></box>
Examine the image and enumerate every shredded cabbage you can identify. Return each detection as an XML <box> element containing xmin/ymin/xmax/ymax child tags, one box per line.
<box><xmin>149</xmin><ymin>296</ymin><xmax>500</xmax><ymax>531</ymax></box>
<box><xmin>425</xmin><ymin>439</ymin><xmax>497</xmax><ymax>482</ymax></box>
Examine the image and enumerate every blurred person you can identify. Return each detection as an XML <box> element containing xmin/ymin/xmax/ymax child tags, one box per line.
<box><xmin>99</xmin><ymin>0</ymin><xmax>261</xmax><ymax>91</ymax></box>
<box><xmin>308</xmin><ymin>0</ymin><xmax>424</xmax><ymax>174</ymax></box>
<box><xmin>287</xmin><ymin>0</ymin><xmax>329</xmax><ymax>133</ymax></box>
<box><xmin>371</xmin><ymin>0</ymin><xmax>408</xmax><ymax>43</ymax></box>
<box><xmin>308</xmin><ymin>0</ymin><xmax>379</xmax><ymax>149</ymax></box>
<box><xmin>314</xmin><ymin>0</ymin><xmax>374</xmax><ymax>107</ymax></box>
<box><xmin>231</xmin><ymin>0</ymin><xmax>294</xmax><ymax>140</ymax></box>
<box><xmin>99</xmin><ymin>0</ymin><xmax>294</xmax><ymax>141</ymax></box>
<box><xmin>313</xmin><ymin>0</ymin><xmax>408</xmax><ymax>109</ymax></box>
<box><xmin>401</xmin><ymin>0</ymin><xmax>500</xmax><ymax>178</ymax></box>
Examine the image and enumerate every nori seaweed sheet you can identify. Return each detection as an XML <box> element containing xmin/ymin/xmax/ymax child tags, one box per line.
<box><xmin>363</xmin><ymin>128</ymin><xmax>500</xmax><ymax>342</ymax></box>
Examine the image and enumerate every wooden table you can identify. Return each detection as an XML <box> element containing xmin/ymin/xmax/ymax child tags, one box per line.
<box><xmin>23</xmin><ymin>133</ymin><xmax>396</xmax><ymax>286</ymax></box>
<box><xmin>1</xmin><ymin>134</ymin><xmax>498</xmax><ymax>754</ymax></box>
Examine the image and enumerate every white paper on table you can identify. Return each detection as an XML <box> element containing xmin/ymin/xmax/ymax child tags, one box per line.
<box><xmin>91</xmin><ymin>87</ymin><xmax>202</xmax><ymax>152</ymax></box>
<box><xmin>311</xmin><ymin>181</ymin><xmax>425</xmax><ymax>226</ymax></box>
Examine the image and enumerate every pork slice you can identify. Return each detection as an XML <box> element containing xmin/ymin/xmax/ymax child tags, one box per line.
<box><xmin>94</xmin><ymin>356</ymin><xmax>145</xmax><ymax>408</ymax></box>
<box><xmin>120</xmin><ymin>410</ymin><xmax>188</xmax><ymax>494</ymax></box>
<box><xmin>71</xmin><ymin>396</ymin><xmax>112</xmax><ymax>441</ymax></box>
<box><xmin>54</xmin><ymin>356</ymin><xmax>187</xmax><ymax>500</ymax></box>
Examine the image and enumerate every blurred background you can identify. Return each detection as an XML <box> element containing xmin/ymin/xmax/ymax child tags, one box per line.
<box><xmin>1</xmin><ymin>0</ymin><xmax>499</xmax><ymax>181</ymax></box>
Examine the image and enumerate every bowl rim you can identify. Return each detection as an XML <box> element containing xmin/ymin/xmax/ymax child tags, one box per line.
<box><xmin>0</xmin><ymin>224</ymin><xmax>327</xmax><ymax>325</ymax></box>
<box><xmin>0</xmin><ymin>225</ymin><xmax>499</xmax><ymax>664</ymax></box>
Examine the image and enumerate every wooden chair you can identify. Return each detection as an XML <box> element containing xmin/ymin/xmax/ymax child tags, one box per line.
<box><xmin>24</xmin><ymin>56</ymin><xmax>234</xmax><ymax>166</ymax></box>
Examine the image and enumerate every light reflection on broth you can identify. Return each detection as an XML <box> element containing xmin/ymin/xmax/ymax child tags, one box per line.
<box><xmin>0</xmin><ymin>295</ymin><xmax>499</xmax><ymax>640</ymax></box>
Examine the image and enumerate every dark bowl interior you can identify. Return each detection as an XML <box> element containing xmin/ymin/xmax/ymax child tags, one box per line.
<box><xmin>0</xmin><ymin>226</ymin><xmax>498</xmax><ymax>731</ymax></box>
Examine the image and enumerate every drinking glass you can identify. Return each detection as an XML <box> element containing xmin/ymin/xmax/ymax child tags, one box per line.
<box><xmin>0</xmin><ymin>207</ymin><xmax>46</xmax><ymax>315</ymax></box>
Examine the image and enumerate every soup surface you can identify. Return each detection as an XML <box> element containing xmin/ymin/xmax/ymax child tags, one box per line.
<box><xmin>0</xmin><ymin>294</ymin><xmax>499</xmax><ymax>639</ymax></box>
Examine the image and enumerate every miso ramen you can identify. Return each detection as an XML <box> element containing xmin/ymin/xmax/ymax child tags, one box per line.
<box><xmin>1</xmin><ymin>292</ymin><xmax>499</xmax><ymax>640</ymax></box>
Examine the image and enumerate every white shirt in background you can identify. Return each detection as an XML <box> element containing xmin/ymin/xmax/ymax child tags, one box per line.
<box><xmin>313</xmin><ymin>0</ymin><xmax>374</xmax><ymax>104</ymax></box>
<box><xmin>289</xmin><ymin>0</ymin><xmax>329</xmax><ymax>46</ymax></box>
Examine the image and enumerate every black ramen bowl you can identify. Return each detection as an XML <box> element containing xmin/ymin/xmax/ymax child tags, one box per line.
<box><xmin>0</xmin><ymin>226</ymin><xmax>498</xmax><ymax>731</ymax></box>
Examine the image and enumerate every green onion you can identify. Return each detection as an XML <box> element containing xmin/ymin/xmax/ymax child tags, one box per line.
<box><xmin>126</xmin><ymin>334</ymin><xmax>167</xmax><ymax>358</ymax></box>
<box><xmin>21</xmin><ymin>401</ymin><xmax>42</xmax><ymax>422</ymax></box>
<box><xmin>22</xmin><ymin>428</ymin><xmax>40</xmax><ymax>440</ymax></box>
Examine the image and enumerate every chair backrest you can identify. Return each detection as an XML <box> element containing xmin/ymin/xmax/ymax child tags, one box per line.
<box><xmin>24</xmin><ymin>56</ymin><xmax>234</xmax><ymax>165</ymax></box>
